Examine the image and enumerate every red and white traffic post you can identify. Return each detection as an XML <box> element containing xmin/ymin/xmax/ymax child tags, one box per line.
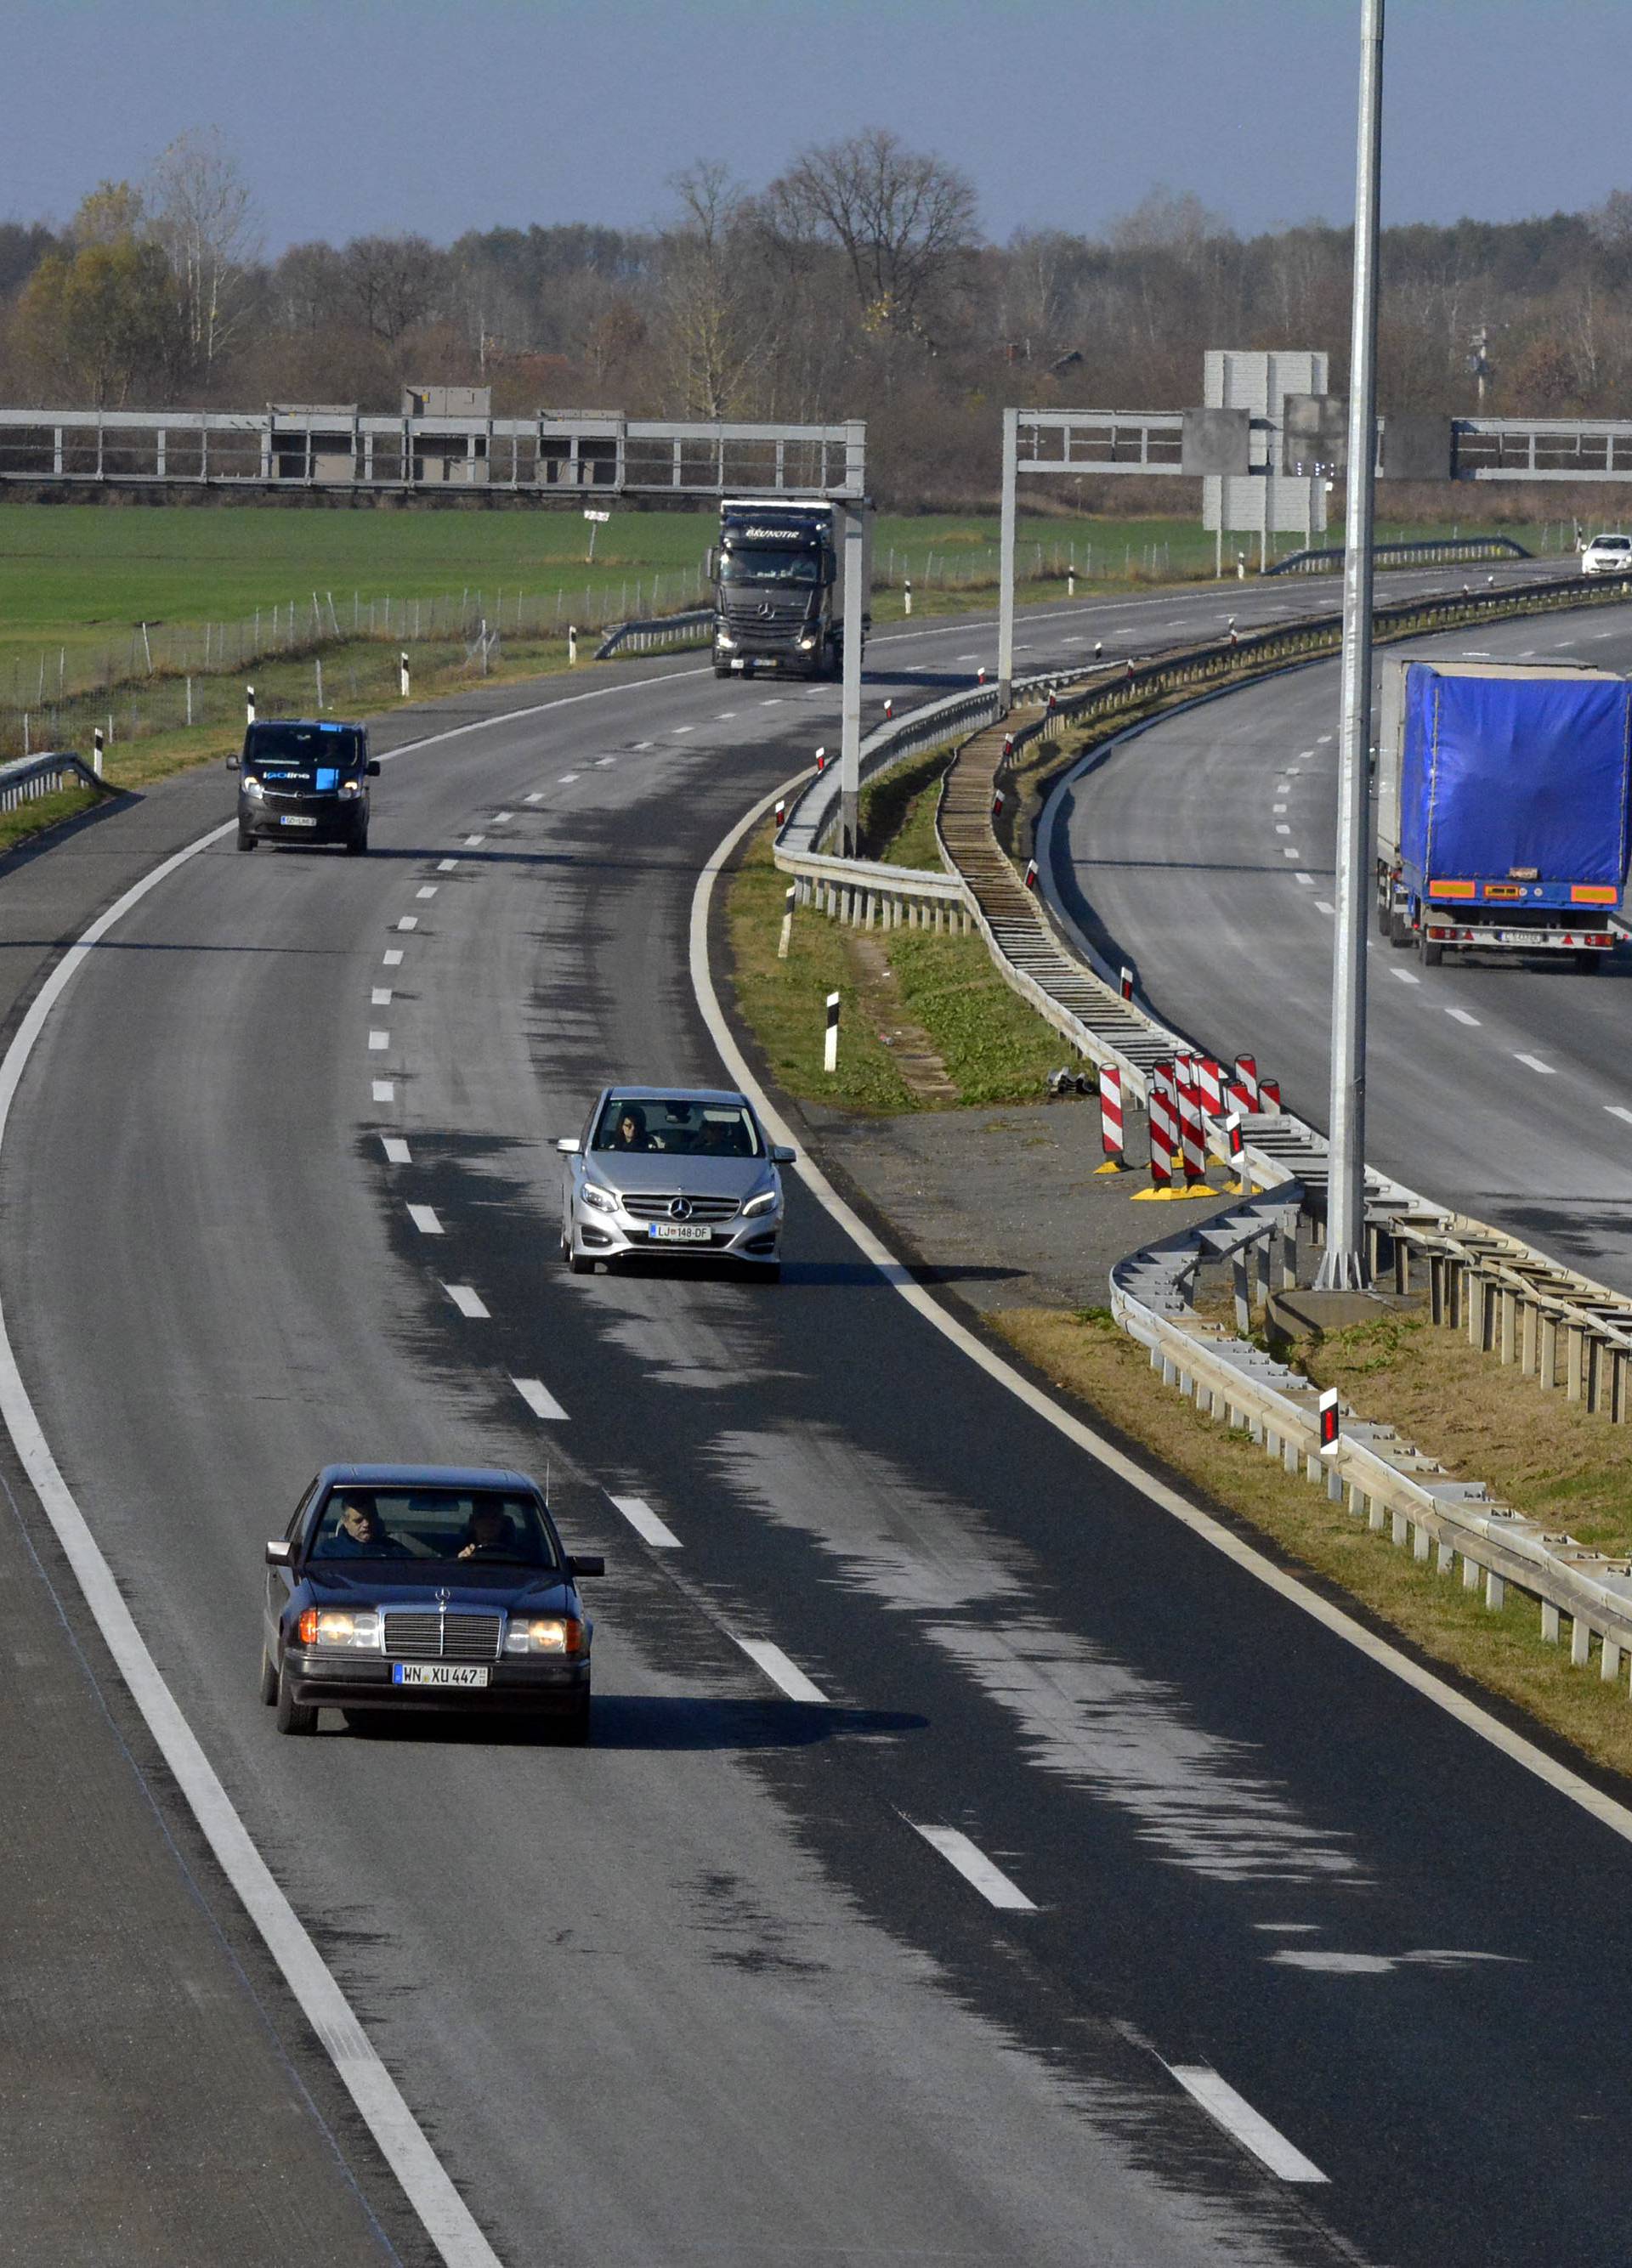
<box><xmin>1096</xmin><ymin>1064</ymin><xmax>1128</xmax><ymax>1174</ymax></box>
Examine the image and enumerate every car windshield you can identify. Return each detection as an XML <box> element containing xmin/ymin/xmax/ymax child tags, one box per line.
<box><xmin>722</xmin><ymin>547</ymin><xmax>821</xmax><ymax>585</ymax></box>
<box><xmin>1594</xmin><ymin>536</ymin><xmax>1631</xmax><ymax>550</ymax></box>
<box><xmin>592</xmin><ymin>1098</ymin><xmax>761</xmax><ymax>1157</ymax></box>
<box><xmin>310</xmin><ymin>1489</ymin><xmax>557</xmax><ymax>1565</ymax></box>
<box><xmin>244</xmin><ymin>724</ymin><xmax>365</xmax><ymax>779</ymax></box>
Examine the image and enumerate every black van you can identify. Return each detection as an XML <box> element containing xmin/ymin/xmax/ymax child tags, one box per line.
<box><xmin>228</xmin><ymin>719</ymin><xmax>380</xmax><ymax>853</ymax></box>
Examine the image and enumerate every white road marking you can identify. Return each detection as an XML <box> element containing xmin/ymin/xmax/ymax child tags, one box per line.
<box><xmin>672</xmin><ymin>724</ymin><xmax>695</xmax><ymax>734</ymax></box>
<box><xmin>1317</xmin><ymin>733</ymin><xmax>1334</xmax><ymax>743</ymax></box>
<box><xmin>1166</xmin><ymin>2067</ymin><xmax>1328</xmax><ymax>2184</ymax></box>
<box><xmin>957</xmin><ymin>651</ymin><xmax>981</xmax><ymax>660</ymax></box>
<box><xmin>608</xmin><ymin>1493</ymin><xmax>682</xmax><ymax>1547</ymax></box>
<box><xmin>492</xmin><ymin>810</ymin><xmax>513</xmax><ymax>823</ymax></box>
<box><xmin>1274</xmin><ymin>823</ymin><xmax>1291</xmax><ymax>835</ymax></box>
<box><xmin>512</xmin><ymin>1375</ymin><xmax>570</xmax><ymax>1422</ymax></box>
<box><xmin>396</xmin><ymin>915</ymin><xmax>418</xmax><ymax>932</ymax></box>
<box><xmin>911</xmin><ymin>1825</ymin><xmax>1037</xmax><ymax>1913</ymax></box>
<box><xmin>371</xmin><ymin>1079</ymin><xmax>394</xmax><ymax>1103</ymax></box>
<box><xmin>381</xmin><ymin>1136</ymin><xmax>411</xmax><ymax>1164</ymax></box>
<box><xmin>594</xmin><ymin>757</ymin><xmax>616</xmax><ymax>768</ymax></box>
<box><xmin>1281</xmin><ymin>847</ymin><xmax>1301</xmax><ymax>859</ymax></box>
<box><xmin>1061</xmin><ymin>636</ymin><xmax>1082</xmax><ymax>646</ymax></box>
<box><xmin>558</xmin><ymin>774</ymin><xmax>580</xmax><ymax>784</ymax></box>
<box><xmin>1445</xmin><ymin>1007</ymin><xmax>1481</xmax><ymax>1026</ymax></box>
<box><xmin>715</xmin><ymin>712</ymin><xmax>737</xmax><ymax>721</ymax></box>
<box><xmin>1295</xmin><ymin>873</ymin><xmax>1315</xmax><ymax>886</ymax></box>
<box><xmin>760</xmin><ymin>697</ymin><xmax>785</xmax><ymax>705</ymax></box>
<box><xmin>632</xmin><ymin>738</ymin><xmax>657</xmax><ymax>749</ymax></box>
<box><xmin>1391</xmin><ymin>969</ymin><xmax>1420</xmax><ymax>986</ymax></box>
<box><xmin>1315</xmin><ymin>900</ymin><xmax>1335</xmax><ymax>914</ymax></box>
<box><xmin>368</xmin><ymin>1028</ymin><xmax>390</xmax><ymax>1049</ymax></box>
<box><xmin>443</xmin><ymin>1283</ymin><xmax>489</xmax><ymax>1319</ymax></box>
<box><xmin>437</xmin><ymin>857</ymin><xmax>458</xmax><ymax>872</ymax></box>
<box><xmin>382</xmin><ymin>948</ymin><xmax>404</xmax><ymax>967</ymax></box>
<box><xmin>524</xmin><ymin>792</ymin><xmax>544</xmax><ymax>803</ymax></box>
<box><xmin>407</xmin><ymin>1204</ymin><xmax>443</xmax><ymax>1236</ymax></box>
<box><xmin>1515</xmin><ymin>1052</ymin><xmax>1557</xmax><ymax>1075</ymax></box>
<box><xmin>1272</xmin><ymin>802</ymin><xmax>1288</xmax><ymax>814</ymax></box>
<box><xmin>1608</xmin><ymin>1106</ymin><xmax>1632</xmax><ymax>1127</ymax></box>
<box><xmin>416</xmin><ymin>885</ymin><xmax>438</xmax><ymax>900</ymax></box>
<box><xmin>371</xmin><ymin>987</ymin><xmax>392</xmax><ymax>1005</ymax></box>
<box><xmin>464</xmin><ymin>833</ymin><xmax>485</xmax><ymax>846</ymax></box>
<box><xmin>734</xmin><ymin>1637</ymin><xmax>828</xmax><ymax>1703</ymax></box>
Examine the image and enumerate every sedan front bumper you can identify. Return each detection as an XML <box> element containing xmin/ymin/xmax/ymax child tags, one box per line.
<box><xmin>286</xmin><ymin>1649</ymin><xmax>589</xmax><ymax>1713</ymax></box>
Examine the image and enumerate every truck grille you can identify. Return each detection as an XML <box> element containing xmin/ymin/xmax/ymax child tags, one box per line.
<box><xmin>621</xmin><ymin>1192</ymin><xmax>740</xmax><ymax>1222</ymax></box>
<box><xmin>382</xmin><ymin>1610</ymin><xmax>502</xmax><ymax>1661</ymax></box>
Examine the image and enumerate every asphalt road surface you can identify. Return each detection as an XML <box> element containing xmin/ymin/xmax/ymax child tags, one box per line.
<box><xmin>1044</xmin><ymin>591</ymin><xmax>1632</xmax><ymax>1290</ymax></box>
<box><xmin>9</xmin><ymin>567</ymin><xmax>1629</xmax><ymax>2268</ymax></box>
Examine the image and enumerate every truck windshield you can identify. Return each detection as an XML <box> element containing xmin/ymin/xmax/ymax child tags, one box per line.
<box><xmin>244</xmin><ymin>725</ymin><xmax>364</xmax><ymax>777</ymax></box>
<box><xmin>722</xmin><ymin>548</ymin><xmax>821</xmax><ymax>585</ymax></box>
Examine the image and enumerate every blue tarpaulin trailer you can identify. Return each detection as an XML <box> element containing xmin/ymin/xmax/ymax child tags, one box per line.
<box><xmin>1375</xmin><ymin>658</ymin><xmax>1632</xmax><ymax>968</ymax></box>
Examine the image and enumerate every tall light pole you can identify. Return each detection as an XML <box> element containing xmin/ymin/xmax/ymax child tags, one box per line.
<box><xmin>1316</xmin><ymin>0</ymin><xmax>1385</xmax><ymax>1293</ymax></box>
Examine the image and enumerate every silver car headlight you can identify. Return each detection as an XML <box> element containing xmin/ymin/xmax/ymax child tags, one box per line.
<box><xmin>581</xmin><ymin>1181</ymin><xmax>616</xmax><ymax>1213</ymax></box>
<box><xmin>741</xmin><ymin>1186</ymin><xmax>779</xmax><ymax>1219</ymax></box>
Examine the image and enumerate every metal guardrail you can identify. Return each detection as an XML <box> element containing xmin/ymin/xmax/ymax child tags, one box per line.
<box><xmin>1266</xmin><ymin>534</ymin><xmax>1533</xmax><ymax>576</ymax></box>
<box><xmin>0</xmin><ymin>750</ymin><xmax>104</xmax><ymax>812</ymax></box>
<box><xmin>595</xmin><ymin>608</ymin><xmax>715</xmax><ymax>660</ymax></box>
<box><xmin>1113</xmin><ymin>1175</ymin><xmax>1632</xmax><ymax>1683</ymax></box>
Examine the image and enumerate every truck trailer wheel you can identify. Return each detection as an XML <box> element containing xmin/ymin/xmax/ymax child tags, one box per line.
<box><xmin>1387</xmin><ymin>910</ymin><xmax>1414</xmax><ymax>947</ymax></box>
<box><xmin>1420</xmin><ymin>935</ymin><xmax>1443</xmax><ymax>968</ymax></box>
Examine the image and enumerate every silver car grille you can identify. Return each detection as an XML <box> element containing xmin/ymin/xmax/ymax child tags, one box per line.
<box><xmin>382</xmin><ymin>1610</ymin><xmax>502</xmax><ymax>1661</ymax></box>
<box><xmin>620</xmin><ymin>1192</ymin><xmax>741</xmax><ymax>1222</ymax></box>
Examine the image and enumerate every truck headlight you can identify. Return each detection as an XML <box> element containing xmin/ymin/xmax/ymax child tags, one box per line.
<box><xmin>581</xmin><ymin>1181</ymin><xmax>616</xmax><ymax>1213</ymax></box>
<box><xmin>298</xmin><ymin>1607</ymin><xmax>382</xmax><ymax>1649</ymax></box>
<box><xmin>797</xmin><ymin>635</ymin><xmax>817</xmax><ymax>650</ymax></box>
<box><xmin>717</xmin><ymin>631</ymin><xmax>736</xmax><ymax>650</ymax></box>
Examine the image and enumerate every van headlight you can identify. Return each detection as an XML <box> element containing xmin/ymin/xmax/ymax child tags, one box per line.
<box><xmin>242</xmin><ymin>776</ymin><xmax>266</xmax><ymax>799</ymax></box>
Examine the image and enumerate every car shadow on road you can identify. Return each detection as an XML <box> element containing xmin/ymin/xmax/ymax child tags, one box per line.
<box><xmin>341</xmin><ymin>1696</ymin><xmax>925</xmax><ymax>1750</ymax></box>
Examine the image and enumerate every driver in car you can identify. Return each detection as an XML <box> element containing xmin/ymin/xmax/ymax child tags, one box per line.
<box><xmin>325</xmin><ymin>1496</ymin><xmax>398</xmax><ymax>1556</ymax></box>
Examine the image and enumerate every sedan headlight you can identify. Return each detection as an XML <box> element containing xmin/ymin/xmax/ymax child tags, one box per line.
<box><xmin>741</xmin><ymin>1186</ymin><xmax>779</xmax><ymax>1219</ymax></box>
<box><xmin>581</xmin><ymin>1181</ymin><xmax>616</xmax><ymax>1213</ymax></box>
<box><xmin>298</xmin><ymin>1607</ymin><xmax>382</xmax><ymax>1649</ymax></box>
<box><xmin>505</xmin><ymin>1615</ymin><xmax>586</xmax><ymax>1656</ymax></box>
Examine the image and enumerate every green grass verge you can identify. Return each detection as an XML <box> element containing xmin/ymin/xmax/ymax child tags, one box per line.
<box><xmin>0</xmin><ymin>782</ymin><xmax>105</xmax><ymax>851</ymax></box>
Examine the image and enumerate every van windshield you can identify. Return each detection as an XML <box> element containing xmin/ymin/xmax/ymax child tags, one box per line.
<box><xmin>244</xmin><ymin>724</ymin><xmax>365</xmax><ymax>778</ymax></box>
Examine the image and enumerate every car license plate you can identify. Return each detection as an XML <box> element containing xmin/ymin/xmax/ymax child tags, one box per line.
<box><xmin>393</xmin><ymin>1662</ymin><xmax>489</xmax><ymax>1687</ymax></box>
<box><xmin>649</xmin><ymin>1223</ymin><xmax>711</xmax><ymax>1242</ymax></box>
<box><xmin>279</xmin><ymin>814</ymin><xmax>318</xmax><ymax>828</ymax></box>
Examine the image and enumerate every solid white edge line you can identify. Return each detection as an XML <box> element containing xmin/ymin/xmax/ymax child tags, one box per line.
<box><xmin>0</xmin><ymin>816</ymin><xmax>502</xmax><ymax>2267</ymax></box>
<box><xmin>911</xmin><ymin>1824</ymin><xmax>1037</xmax><ymax>1912</ymax></box>
<box><xmin>734</xmin><ymin>1637</ymin><xmax>828</xmax><ymax>1704</ymax></box>
<box><xmin>511</xmin><ymin>1376</ymin><xmax>570</xmax><ymax>1423</ymax></box>
<box><xmin>607</xmin><ymin>1493</ymin><xmax>682</xmax><ymax>1548</ymax></box>
<box><xmin>688</xmin><ymin>769</ymin><xmax>1632</xmax><ymax>1858</ymax></box>
<box><xmin>1164</xmin><ymin>2066</ymin><xmax>1328</xmax><ymax>2185</ymax></box>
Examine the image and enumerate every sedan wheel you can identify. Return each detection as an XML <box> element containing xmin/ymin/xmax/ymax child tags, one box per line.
<box><xmin>275</xmin><ymin>1660</ymin><xmax>319</xmax><ymax>1736</ymax></box>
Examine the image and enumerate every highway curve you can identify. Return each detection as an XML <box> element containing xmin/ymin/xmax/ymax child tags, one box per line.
<box><xmin>1043</xmin><ymin>595</ymin><xmax>1632</xmax><ymax>1290</ymax></box>
<box><xmin>7</xmin><ymin>570</ymin><xmax>1629</xmax><ymax>2268</ymax></box>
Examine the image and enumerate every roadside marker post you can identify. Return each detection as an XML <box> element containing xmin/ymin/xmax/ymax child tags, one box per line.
<box><xmin>1134</xmin><ymin>1064</ymin><xmax>1184</xmax><ymax>1201</ymax></box>
<box><xmin>992</xmin><ymin>789</ymin><xmax>1005</xmax><ymax>820</ymax></box>
<box><xmin>1221</xmin><ymin>1111</ymin><xmax>1247</xmax><ymax>1194</ymax></box>
<box><xmin>400</xmin><ymin>650</ymin><xmax>411</xmax><ymax>699</ymax></box>
<box><xmin>904</xmin><ymin>577</ymin><xmax>913</xmax><ymax>617</ymax></box>
<box><xmin>774</xmin><ymin>798</ymin><xmax>786</xmax><ymax>830</ymax></box>
<box><xmin>778</xmin><ymin>885</ymin><xmax>796</xmax><ymax>962</ymax></box>
<box><xmin>1095</xmin><ymin>1065</ymin><xmax>1129</xmax><ymax>1173</ymax></box>
<box><xmin>814</xmin><ymin>746</ymin><xmax>829</xmax><ymax>775</ymax></box>
<box><xmin>246</xmin><ymin>683</ymin><xmax>256</xmax><ymax>725</ymax></box>
<box><xmin>1260</xmin><ymin>1077</ymin><xmax>1283</xmax><ymax>1113</ymax></box>
<box><xmin>92</xmin><ymin>728</ymin><xmax>104</xmax><ymax>778</ymax></box>
<box><xmin>1233</xmin><ymin>1054</ymin><xmax>1261</xmax><ymax>1110</ymax></box>
<box><xmin>823</xmin><ymin>991</ymin><xmax>841</xmax><ymax>1075</ymax></box>
<box><xmin>883</xmin><ymin>697</ymin><xmax>893</xmax><ymax>721</ymax></box>
<box><xmin>567</xmin><ymin>625</ymin><xmax>578</xmax><ymax>666</ymax></box>
<box><xmin>1318</xmin><ymin>1388</ymin><xmax>1342</xmax><ymax>1457</ymax></box>
<box><xmin>1119</xmin><ymin>965</ymin><xmax>1135</xmax><ymax>1002</ymax></box>
<box><xmin>1023</xmin><ymin>857</ymin><xmax>1039</xmax><ymax>891</ymax></box>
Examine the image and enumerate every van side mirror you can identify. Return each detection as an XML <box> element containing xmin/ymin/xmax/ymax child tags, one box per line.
<box><xmin>264</xmin><ymin>1538</ymin><xmax>295</xmax><ymax>1567</ymax></box>
<box><xmin>225</xmin><ymin>754</ymin><xmax>240</xmax><ymax>771</ymax></box>
<box><xmin>366</xmin><ymin>759</ymin><xmax>381</xmax><ymax>777</ymax></box>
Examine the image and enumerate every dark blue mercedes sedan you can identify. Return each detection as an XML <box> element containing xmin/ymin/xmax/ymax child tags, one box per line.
<box><xmin>261</xmin><ymin>1463</ymin><xmax>603</xmax><ymax>1740</ymax></box>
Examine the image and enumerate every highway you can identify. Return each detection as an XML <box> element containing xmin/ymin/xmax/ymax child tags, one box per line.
<box><xmin>1043</xmin><ymin>594</ymin><xmax>1632</xmax><ymax>1291</ymax></box>
<box><xmin>7</xmin><ymin>563</ymin><xmax>1629</xmax><ymax>2268</ymax></box>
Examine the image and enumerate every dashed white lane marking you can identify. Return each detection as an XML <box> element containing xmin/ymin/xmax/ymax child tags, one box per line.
<box><xmin>1295</xmin><ymin>873</ymin><xmax>1315</xmax><ymax>886</ymax></box>
<box><xmin>910</xmin><ymin>1824</ymin><xmax>1037</xmax><ymax>1913</ymax></box>
<box><xmin>371</xmin><ymin>987</ymin><xmax>392</xmax><ymax>1005</ymax></box>
<box><xmin>1317</xmin><ymin>733</ymin><xmax>1334</xmax><ymax>743</ymax></box>
<box><xmin>1281</xmin><ymin>847</ymin><xmax>1301</xmax><ymax>859</ymax></box>
<box><xmin>368</xmin><ymin>1029</ymin><xmax>390</xmax><ymax>1050</ymax></box>
<box><xmin>632</xmin><ymin>738</ymin><xmax>656</xmax><ymax>749</ymax></box>
<box><xmin>396</xmin><ymin>915</ymin><xmax>418</xmax><ymax>932</ymax></box>
<box><xmin>512</xmin><ymin>1376</ymin><xmax>570</xmax><ymax>1422</ymax></box>
<box><xmin>382</xmin><ymin>948</ymin><xmax>404</xmax><ymax>967</ymax></box>
<box><xmin>608</xmin><ymin>1493</ymin><xmax>681</xmax><ymax>1547</ymax></box>
<box><xmin>734</xmin><ymin>1637</ymin><xmax>828</xmax><ymax>1704</ymax></box>
<box><xmin>524</xmin><ymin>792</ymin><xmax>544</xmax><ymax>803</ymax></box>
<box><xmin>437</xmin><ymin>857</ymin><xmax>457</xmax><ymax>872</ymax></box>
<box><xmin>1274</xmin><ymin>823</ymin><xmax>1291</xmax><ymax>835</ymax></box>
<box><xmin>1608</xmin><ymin>1106</ymin><xmax>1632</xmax><ymax>1127</ymax></box>
<box><xmin>1165</xmin><ymin>2067</ymin><xmax>1328</xmax><ymax>2185</ymax></box>
<box><xmin>956</xmin><ymin>650</ymin><xmax>981</xmax><ymax>660</ymax></box>
<box><xmin>407</xmin><ymin>1204</ymin><xmax>444</xmax><ymax>1236</ymax></box>
<box><xmin>371</xmin><ymin>1079</ymin><xmax>394</xmax><ymax>1103</ymax></box>
<box><xmin>1515</xmin><ymin>1052</ymin><xmax>1557</xmax><ymax>1075</ymax></box>
<box><xmin>464</xmin><ymin>834</ymin><xmax>485</xmax><ymax>846</ymax></box>
<box><xmin>594</xmin><ymin>757</ymin><xmax>617</xmax><ymax>768</ymax></box>
<box><xmin>558</xmin><ymin>774</ymin><xmax>580</xmax><ymax>785</ymax></box>
<box><xmin>1061</xmin><ymin>636</ymin><xmax>1082</xmax><ymax>646</ymax></box>
<box><xmin>1273</xmin><ymin>802</ymin><xmax>1288</xmax><ymax>814</ymax></box>
<box><xmin>715</xmin><ymin>712</ymin><xmax>737</xmax><ymax>721</ymax></box>
<box><xmin>1391</xmin><ymin>969</ymin><xmax>1420</xmax><ymax>986</ymax></box>
<box><xmin>1315</xmin><ymin>900</ymin><xmax>1335</xmax><ymax>915</ymax></box>
<box><xmin>1445</xmin><ymin>1006</ymin><xmax>1481</xmax><ymax>1026</ymax></box>
<box><xmin>759</xmin><ymin>697</ymin><xmax>785</xmax><ymax>705</ymax></box>
<box><xmin>416</xmin><ymin>885</ymin><xmax>438</xmax><ymax>900</ymax></box>
<box><xmin>492</xmin><ymin>811</ymin><xmax>513</xmax><ymax>823</ymax></box>
<box><xmin>380</xmin><ymin>1136</ymin><xmax>411</xmax><ymax>1165</ymax></box>
<box><xmin>443</xmin><ymin>1283</ymin><xmax>489</xmax><ymax>1319</ymax></box>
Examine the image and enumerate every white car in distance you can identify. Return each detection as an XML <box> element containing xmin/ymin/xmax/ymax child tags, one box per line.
<box><xmin>1581</xmin><ymin>532</ymin><xmax>1632</xmax><ymax>575</ymax></box>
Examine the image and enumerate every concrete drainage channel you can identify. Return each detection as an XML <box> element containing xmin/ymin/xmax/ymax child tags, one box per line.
<box><xmin>767</xmin><ymin>566</ymin><xmax>1632</xmax><ymax>1695</ymax></box>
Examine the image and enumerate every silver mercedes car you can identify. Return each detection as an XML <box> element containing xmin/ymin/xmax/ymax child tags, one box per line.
<box><xmin>558</xmin><ymin>1086</ymin><xmax>794</xmax><ymax>1279</ymax></box>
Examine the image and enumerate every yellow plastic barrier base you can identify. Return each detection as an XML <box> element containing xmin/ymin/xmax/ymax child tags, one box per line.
<box><xmin>1093</xmin><ymin>1157</ymin><xmax>1130</xmax><ymax>1175</ymax></box>
<box><xmin>1130</xmin><ymin>1181</ymin><xmax>1220</xmax><ymax>1202</ymax></box>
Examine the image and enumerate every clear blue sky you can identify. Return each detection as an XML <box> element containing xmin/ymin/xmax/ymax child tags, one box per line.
<box><xmin>8</xmin><ymin>0</ymin><xmax>1627</xmax><ymax>249</ymax></box>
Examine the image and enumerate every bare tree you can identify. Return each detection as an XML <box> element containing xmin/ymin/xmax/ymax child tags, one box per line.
<box><xmin>147</xmin><ymin>129</ymin><xmax>259</xmax><ymax>382</ymax></box>
<box><xmin>660</xmin><ymin>161</ymin><xmax>777</xmax><ymax>417</ymax></box>
<box><xmin>343</xmin><ymin>235</ymin><xmax>445</xmax><ymax>347</ymax></box>
<box><xmin>765</xmin><ymin>128</ymin><xmax>978</xmax><ymax>332</ymax></box>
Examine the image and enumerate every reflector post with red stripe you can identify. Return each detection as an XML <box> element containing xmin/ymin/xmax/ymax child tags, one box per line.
<box><xmin>1023</xmin><ymin>857</ymin><xmax>1039</xmax><ymax>891</ymax></box>
<box><xmin>1119</xmin><ymin>965</ymin><xmax>1134</xmax><ymax>1001</ymax></box>
<box><xmin>1259</xmin><ymin>1077</ymin><xmax>1282</xmax><ymax>1113</ymax></box>
<box><xmin>1318</xmin><ymin>1388</ymin><xmax>1341</xmax><ymax>1458</ymax></box>
<box><xmin>1232</xmin><ymin>1055</ymin><xmax>1260</xmax><ymax>1109</ymax></box>
<box><xmin>1133</xmin><ymin>1062</ymin><xmax>1179</xmax><ymax>1197</ymax></box>
<box><xmin>1095</xmin><ymin>1064</ymin><xmax>1128</xmax><ymax>1172</ymax></box>
<box><xmin>1173</xmin><ymin>1054</ymin><xmax>1210</xmax><ymax>1185</ymax></box>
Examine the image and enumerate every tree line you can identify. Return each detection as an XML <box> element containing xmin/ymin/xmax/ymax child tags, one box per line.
<box><xmin>3</xmin><ymin>128</ymin><xmax>1630</xmax><ymax>511</ymax></box>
